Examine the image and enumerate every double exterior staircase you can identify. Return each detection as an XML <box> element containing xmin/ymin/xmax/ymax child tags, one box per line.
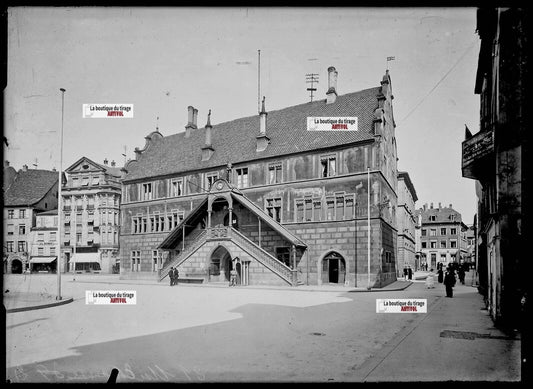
<box><xmin>159</xmin><ymin>230</ymin><xmax>207</xmax><ymax>281</ymax></box>
<box><xmin>158</xmin><ymin>227</ymin><xmax>296</xmax><ymax>285</ymax></box>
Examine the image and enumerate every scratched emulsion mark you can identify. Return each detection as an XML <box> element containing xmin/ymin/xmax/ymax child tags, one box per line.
<box><xmin>8</xmin><ymin>362</ymin><xmax>206</xmax><ymax>383</ymax></box>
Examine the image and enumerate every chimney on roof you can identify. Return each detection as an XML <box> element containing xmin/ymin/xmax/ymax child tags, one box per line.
<box><xmin>201</xmin><ymin>110</ymin><xmax>214</xmax><ymax>161</ymax></box>
<box><xmin>430</xmin><ymin>202</ymin><xmax>433</xmax><ymax>209</ymax></box>
<box><xmin>52</xmin><ymin>167</ymin><xmax>56</xmax><ymax>172</ymax></box>
<box><xmin>104</xmin><ymin>158</ymin><xmax>108</xmax><ymax>165</ymax></box>
<box><xmin>185</xmin><ymin>106</ymin><xmax>198</xmax><ymax>138</ymax></box>
<box><xmin>438</xmin><ymin>202</ymin><xmax>442</xmax><ymax>209</ymax></box>
<box><xmin>22</xmin><ymin>164</ymin><xmax>28</xmax><ymax>171</ymax></box>
<box><xmin>326</xmin><ymin>66</ymin><xmax>338</xmax><ymax>104</ymax></box>
<box><xmin>111</xmin><ymin>160</ymin><xmax>116</xmax><ymax>167</ymax></box>
<box><xmin>256</xmin><ymin>96</ymin><xmax>270</xmax><ymax>152</ymax></box>
<box><xmin>423</xmin><ymin>204</ymin><xmax>427</xmax><ymax>211</ymax></box>
<box><xmin>449</xmin><ymin>203</ymin><xmax>452</xmax><ymax>208</ymax></box>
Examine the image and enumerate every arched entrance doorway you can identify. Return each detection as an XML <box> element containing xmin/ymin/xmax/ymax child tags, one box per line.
<box><xmin>321</xmin><ymin>252</ymin><xmax>346</xmax><ymax>284</ymax></box>
<box><xmin>209</xmin><ymin>245</ymin><xmax>232</xmax><ymax>283</ymax></box>
<box><xmin>11</xmin><ymin>259</ymin><xmax>23</xmax><ymax>274</ymax></box>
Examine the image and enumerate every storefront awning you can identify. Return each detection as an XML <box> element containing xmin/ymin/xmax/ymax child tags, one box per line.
<box><xmin>30</xmin><ymin>256</ymin><xmax>57</xmax><ymax>264</ymax></box>
<box><xmin>71</xmin><ymin>253</ymin><xmax>100</xmax><ymax>263</ymax></box>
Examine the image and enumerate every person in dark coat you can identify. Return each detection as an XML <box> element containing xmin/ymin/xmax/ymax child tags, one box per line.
<box><xmin>403</xmin><ymin>266</ymin><xmax>408</xmax><ymax>281</ymax></box>
<box><xmin>458</xmin><ymin>266</ymin><xmax>465</xmax><ymax>285</ymax></box>
<box><xmin>407</xmin><ymin>265</ymin><xmax>413</xmax><ymax>281</ymax></box>
<box><xmin>169</xmin><ymin>267</ymin><xmax>175</xmax><ymax>286</ymax></box>
<box><xmin>173</xmin><ymin>267</ymin><xmax>179</xmax><ymax>286</ymax></box>
<box><xmin>437</xmin><ymin>267</ymin><xmax>444</xmax><ymax>283</ymax></box>
<box><xmin>444</xmin><ymin>266</ymin><xmax>456</xmax><ymax>297</ymax></box>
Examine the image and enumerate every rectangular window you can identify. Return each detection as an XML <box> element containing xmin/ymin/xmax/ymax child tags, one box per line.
<box><xmin>50</xmin><ymin>232</ymin><xmax>57</xmax><ymax>242</ymax></box>
<box><xmin>158</xmin><ymin>215</ymin><xmax>165</xmax><ymax>232</ymax></box>
<box><xmin>38</xmin><ymin>247</ymin><xmax>44</xmax><ymax>256</ymax></box>
<box><xmin>266</xmin><ymin>197</ymin><xmax>282</xmax><ymax>223</ymax></box>
<box><xmin>430</xmin><ymin>229</ymin><xmax>437</xmax><ymax>236</ymax></box>
<box><xmin>19</xmin><ymin>209</ymin><xmax>26</xmax><ymax>218</ymax></box>
<box><xmin>76</xmin><ymin>233</ymin><xmax>82</xmax><ymax>244</ymax></box>
<box><xmin>7</xmin><ymin>224</ymin><xmax>14</xmax><ymax>235</ymax></box>
<box><xmin>171</xmin><ymin>211</ymin><xmax>185</xmax><ymax>229</ymax></box>
<box><xmin>142</xmin><ymin>183</ymin><xmax>153</xmax><ymax>201</ymax></box>
<box><xmin>236</xmin><ymin>168</ymin><xmax>249</xmax><ymax>189</ymax></box>
<box><xmin>429</xmin><ymin>215</ymin><xmax>436</xmax><ymax>221</ymax></box>
<box><xmin>37</xmin><ymin>233</ymin><xmax>45</xmax><ymax>242</ymax></box>
<box><xmin>450</xmin><ymin>240</ymin><xmax>457</xmax><ymax>248</ymax></box>
<box><xmin>421</xmin><ymin>242</ymin><xmax>427</xmax><ymax>249</ymax></box>
<box><xmin>170</xmin><ymin>179</ymin><xmax>184</xmax><ymax>197</ymax></box>
<box><xmin>150</xmin><ymin>216</ymin><xmax>156</xmax><ymax>232</ymax></box>
<box><xmin>152</xmin><ymin>250</ymin><xmax>159</xmax><ymax>272</ymax></box>
<box><xmin>313</xmin><ymin>199</ymin><xmax>322</xmax><ymax>221</ymax></box>
<box><xmin>430</xmin><ymin>241</ymin><xmax>437</xmax><ymax>249</ymax></box>
<box><xmin>268</xmin><ymin>163</ymin><xmax>282</xmax><ymax>184</ymax></box>
<box><xmin>345</xmin><ymin>195</ymin><xmax>355</xmax><ymax>219</ymax></box>
<box><xmin>92</xmin><ymin>176</ymin><xmax>100</xmax><ymax>185</ymax></box>
<box><xmin>18</xmin><ymin>241</ymin><xmax>26</xmax><ymax>252</ymax></box>
<box><xmin>320</xmin><ymin>155</ymin><xmax>337</xmax><ymax>177</ymax></box>
<box><xmin>142</xmin><ymin>217</ymin><xmax>147</xmax><ymax>233</ymax></box>
<box><xmin>8</xmin><ymin>210</ymin><xmax>14</xmax><ymax>219</ymax></box>
<box><xmin>326</xmin><ymin>197</ymin><xmax>335</xmax><ymax>221</ymax></box>
<box><xmin>50</xmin><ymin>246</ymin><xmax>56</xmax><ymax>256</ymax></box>
<box><xmin>82</xmin><ymin>176</ymin><xmax>89</xmax><ymax>186</ymax></box>
<box><xmin>133</xmin><ymin>218</ymin><xmax>139</xmax><ymax>234</ymax></box>
<box><xmin>131</xmin><ymin>250</ymin><xmax>141</xmax><ymax>272</ymax></box>
<box><xmin>206</xmin><ymin>173</ymin><xmax>219</xmax><ymax>190</ymax></box>
<box><xmin>450</xmin><ymin>228</ymin><xmax>457</xmax><ymax>235</ymax></box>
<box><xmin>440</xmin><ymin>241</ymin><xmax>446</xmax><ymax>249</ymax></box>
<box><xmin>335</xmin><ymin>194</ymin><xmax>345</xmax><ymax>221</ymax></box>
<box><xmin>305</xmin><ymin>198</ymin><xmax>313</xmax><ymax>222</ymax></box>
<box><xmin>440</xmin><ymin>228</ymin><xmax>447</xmax><ymax>235</ymax></box>
<box><xmin>72</xmin><ymin>178</ymin><xmax>80</xmax><ymax>187</ymax></box>
<box><xmin>421</xmin><ymin>229</ymin><xmax>427</xmax><ymax>236</ymax></box>
<box><xmin>6</xmin><ymin>241</ymin><xmax>14</xmax><ymax>252</ymax></box>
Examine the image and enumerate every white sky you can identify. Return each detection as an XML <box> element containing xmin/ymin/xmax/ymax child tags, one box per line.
<box><xmin>4</xmin><ymin>6</ymin><xmax>480</xmax><ymax>224</ymax></box>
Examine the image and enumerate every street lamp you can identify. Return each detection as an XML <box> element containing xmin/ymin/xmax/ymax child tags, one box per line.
<box><xmin>56</xmin><ymin>87</ymin><xmax>66</xmax><ymax>300</ymax></box>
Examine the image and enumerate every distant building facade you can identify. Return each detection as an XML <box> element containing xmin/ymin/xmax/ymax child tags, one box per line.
<box><xmin>3</xmin><ymin>165</ymin><xmax>61</xmax><ymax>273</ymax></box>
<box><xmin>415</xmin><ymin>203</ymin><xmax>468</xmax><ymax>270</ymax></box>
<box><xmin>396</xmin><ymin>171</ymin><xmax>418</xmax><ymax>273</ymax></box>
<box><xmin>61</xmin><ymin>157</ymin><xmax>122</xmax><ymax>274</ymax></box>
<box><xmin>461</xmin><ymin>8</ymin><xmax>527</xmax><ymax>328</ymax></box>
<box><xmin>29</xmin><ymin>210</ymin><xmax>59</xmax><ymax>272</ymax></box>
<box><xmin>120</xmin><ymin>67</ymin><xmax>401</xmax><ymax>287</ymax></box>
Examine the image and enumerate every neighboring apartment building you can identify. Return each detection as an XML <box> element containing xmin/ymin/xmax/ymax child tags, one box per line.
<box><xmin>396</xmin><ymin>171</ymin><xmax>418</xmax><ymax>273</ymax></box>
<box><xmin>461</xmin><ymin>8</ymin><xmax>527</xmax><ymax>328</ymax></box>
<box><xmin>61</xmin><ymin>157</ymin><xmax>122</xmax><ymax>274</ymax></box>
<box><xmin>415</xmin><ymin>203</ymin><xmax>468</xmax><ymax>270</ymax></box>
<box><xmin>120</xmin><ymin>66</ymin><xmax>401</xmax><ymax>288</ymax></box>
<box><xmin>29</xmin><ymin>210</ymin><xmax>59</xmax><ymax>273</ymax></box>
<box><xmin>3</xmin><ymin>165</ymin><xmax>61</xmax><ymax>273</ymax></box>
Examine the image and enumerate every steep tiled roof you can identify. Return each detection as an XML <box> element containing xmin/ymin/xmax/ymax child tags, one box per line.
<box><xmin>4</xmin><ymin>169</ymin><xmax>58</xmax><ymax>206</ymax></box>
<box><xmin>124</xmin><ymin>87</ymin><xmax>381</xmax><ymax>182</ymax></box>
<box><xmin>415</xmin><ymin>206</ymin><xmax>463</xmax><ymax>224</ymax></box>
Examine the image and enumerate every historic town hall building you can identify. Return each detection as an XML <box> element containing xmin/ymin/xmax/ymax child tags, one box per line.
<box><xmin>120</xmin><ymin>67</ymin><xmax>400</xmax><ymax>287</ymax></box>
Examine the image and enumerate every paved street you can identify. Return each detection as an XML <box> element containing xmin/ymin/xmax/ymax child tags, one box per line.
<box><xmin>4</xmin><ymin>271</ymin><xmax>521</xmax><ymax>383</ymax></box>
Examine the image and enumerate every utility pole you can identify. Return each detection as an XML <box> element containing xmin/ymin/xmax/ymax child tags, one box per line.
<box><xmin>57</xmin><ymin>88</ymin><xmax>66</xmax><ymax>300</ymax></box>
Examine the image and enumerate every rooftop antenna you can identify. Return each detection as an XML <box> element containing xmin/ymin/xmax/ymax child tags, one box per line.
<box><xmin>306</xmin><ymin>73</ymin><xmax>319</xmax><ymax>102</ymax></box>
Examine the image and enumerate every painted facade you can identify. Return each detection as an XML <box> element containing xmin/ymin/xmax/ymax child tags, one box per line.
<box><xmin>120</xmin><ymin>67</ymin><xmax>400</xmax><ymax>287</ymax></box>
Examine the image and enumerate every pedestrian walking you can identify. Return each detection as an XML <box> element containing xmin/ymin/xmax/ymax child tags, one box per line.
<box><xmin>173</xmin><ymin>267</ymin><xmax>179</xmax><ymax>286</ymax></box>
<box><xmin>407</xmin><ymin>265</ymin><xmax>413</xmax><ymax>281</ymax></box>
<box><xmin>169</xmin><ymin>267</ymin><xmax>175</xmax><ymax>286</ymax></box>
<box><xmin>425</xmin><ymin>268</ymin><xmax>435</xmax><ymax>289</ymax></box>
<box><xmin>458</xmin><ymin>266</ymin><xmax>465</xmax><ymax>285</ymax></box>
<box><xmin>403</xmin><ymin>266</ymin><xmax>408</xmax><ymax>281</ymax></box>
<box><xmin>229</xmin><ymin>268</ymin><xmax>237</xmax><ymax>287</ymax></box>
<box><xmin>444</xmin><ymin>266</ymin><xmax>456</xmax><ymax>297</ymax></box>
